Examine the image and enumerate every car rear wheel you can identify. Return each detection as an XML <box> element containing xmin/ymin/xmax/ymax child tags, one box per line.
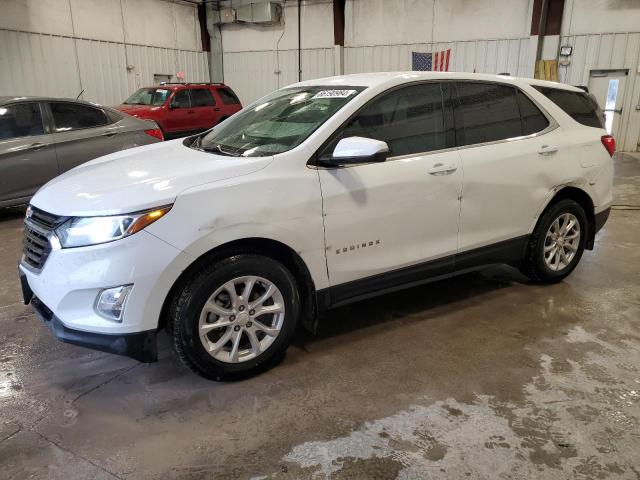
<box><xmin>522</xmin><ymin>199</ymin><xmax>587</xmax><ymax>283</ymax></box>
<box><xmin>169</xmin><ymin>254</ymin><xmax>300</xmax><ymax>380</ymax></box>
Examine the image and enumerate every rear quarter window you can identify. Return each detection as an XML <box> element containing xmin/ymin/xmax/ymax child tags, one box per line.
<box><xmin>533</xmin><ymin>86</ymin><xmax>604</xmax><ymax>129</ymax></box>
<box><xmin>105</xmin><ymin>109</ymin><xmax>123</xmax><ymax>123</ymax></box>
<box><xmin>217</xmin><ymin>88</ymin><xmax>241</xmax><ymax>105</ymax></box>
<box><xmin>516</xmin><ymin>91</ymin><xmax>549</xmax><ymax>135</ymax></box>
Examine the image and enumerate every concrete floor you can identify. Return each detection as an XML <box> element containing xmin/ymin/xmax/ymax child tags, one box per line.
<box><xmin>0</xmin><ymin>154</ymin><xmax>639</xmax><ymax>480</ymax></box>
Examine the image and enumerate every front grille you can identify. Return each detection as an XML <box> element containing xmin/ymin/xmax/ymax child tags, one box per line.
<box><xmin>22</xmin><ymin>207</ymin><xmax>67</xmax><ymax>271</ymax></box>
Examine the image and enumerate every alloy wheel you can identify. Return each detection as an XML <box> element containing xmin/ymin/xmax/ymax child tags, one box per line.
<box><xmin>543</xmin><ymin>212</ymin><xmax>581</xmax><ymax>271</ymax></box>
<box><xmin>198</xmin><ymin>276</ymin><xmax>285</xmax><ymax>363</ymax></box>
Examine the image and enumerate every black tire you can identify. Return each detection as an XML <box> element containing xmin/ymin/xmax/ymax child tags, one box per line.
<box><xmin>521</xmin><ymin>199</ymin><xmax>588</xmax><ymax>283</ymax></box>
<box><xmin>169</xmin><ymin>254</ymin><xmax>300</xmax><ymax>380</ymax></box>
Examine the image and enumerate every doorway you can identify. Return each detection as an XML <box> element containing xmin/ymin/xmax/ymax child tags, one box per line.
<box><xmin>588</xmin><ymin>69</ymin><xmax>628</xmax><ymax>138</ymax></box>
<box><xmin>153</xmin><ymin>74</ymin><xmax>172</xmax><ymax>85</ymax></box>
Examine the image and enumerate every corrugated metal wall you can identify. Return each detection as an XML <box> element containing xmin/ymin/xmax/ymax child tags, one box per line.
<box><xmin>223</xmin><ymin>48</ymin><xmax>335</xmax><ymax>105</ymax></box>
<box><xmin>559</xmin><ymin>32</ymin><xmax>640</xmax><ymax>151</ymax></box>
<box><xmin>224</xmin><ymin>39</ymin><xmax>533</xmax><ymax>106</ymax></box>
<box><xmin>344</xmin><ymin>37</ymin><xmax>534</xmax><ymax>77</ymax></box>
<box><xmin>0</xmin><ymin>30</ymin><xmax>82</xmax><ymax>100</ymax></box>
<box><xmin>0</xmin><ymin>29</ymin><xmax>210</xmax><ymax>106</ymax></box>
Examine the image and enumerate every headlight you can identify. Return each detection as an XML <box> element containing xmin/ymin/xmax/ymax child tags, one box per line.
<box><xmin>55</xmin><ymin>205</ymin><xmax>172</xmax><ymax>248</ymax></box>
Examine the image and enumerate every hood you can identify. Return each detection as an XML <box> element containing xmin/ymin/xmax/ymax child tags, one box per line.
<box><xmin>114</xmin><ymin>104</ymin><xmax>162</xmax><ymax>118</ymax></box>
<box><xmin>31</xmin><ymin>140</ymin><xmax>273</xmax><ymax>217</ymax></box>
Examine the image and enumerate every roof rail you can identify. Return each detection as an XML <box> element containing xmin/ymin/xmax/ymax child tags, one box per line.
<box><xmin>158</xmin><ymin>82</ymin><xmax>224</xmax><ymax>86</ymax></box>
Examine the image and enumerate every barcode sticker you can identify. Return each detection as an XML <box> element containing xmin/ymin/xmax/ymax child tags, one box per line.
<box><xmin>312</xmin><ymin>89</ymin><xmax>357</xmax><ymax>99</ymax></box>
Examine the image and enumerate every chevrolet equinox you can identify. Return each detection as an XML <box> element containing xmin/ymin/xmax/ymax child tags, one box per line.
<box><xmin>19</xmin><ymin>72</ymin><xmax>614</xmax><ymax>380</ymax></box>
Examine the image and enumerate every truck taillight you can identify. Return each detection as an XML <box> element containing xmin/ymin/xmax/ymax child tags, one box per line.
<box><xmin>601</xmin><ymin>135</ymin><xmax>615</xmax><ymax>157</ymax></box>
<box><xmin>145</xmin><ymin>128</ymin><xmax>164</xmax><ymax>141</ymax></box>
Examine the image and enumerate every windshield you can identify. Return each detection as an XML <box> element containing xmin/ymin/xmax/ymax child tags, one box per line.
<box><xmin>124</xmin><ymin>88</ymin><xmax>171</xmax><ymax>106</ymax></box>
<box><xmin>192</xmin><ymin>86</ymin><xmax>365</xmax><ymax>157</ymax></box>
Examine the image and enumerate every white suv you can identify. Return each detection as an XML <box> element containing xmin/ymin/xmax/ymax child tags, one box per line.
<box><xmin>19</xmin><ymin>72</ymin><xmax>614</xmax><ymax>380</ymax></box>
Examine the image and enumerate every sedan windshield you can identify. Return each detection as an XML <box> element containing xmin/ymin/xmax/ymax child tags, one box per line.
<box><xmin>193</xmin><ymin>86</ymin><xmax>364</xmax><ymax>157</ymax></box>
<box><xmin>124</xmin><ymin>88</ymin><xmax>171</xmax><ymax>106</ymax></box>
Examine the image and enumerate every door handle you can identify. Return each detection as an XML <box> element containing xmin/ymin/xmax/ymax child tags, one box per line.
<box><xmin>27</xmin><ymin>142</ymin><xmax>46</xmax><ymax>151</ymax></box>
<box><xmin>428</xmin><ymin>162</ymin><xmax>457</xmax><ymax>175</ymax></box>
<box><xmin>538</xmin><ymin>145</ymin><xmax>558</xmax><ymax>156</ymax></box>
<box><xmin>102</xmin><ymin>131</ymin><xmax>118</xmax><ymax>137</ymax></box>
<box><xmin>213</xmin><ymin>107</ymin><xmax>221</xmax><ymax>111</ymax></box>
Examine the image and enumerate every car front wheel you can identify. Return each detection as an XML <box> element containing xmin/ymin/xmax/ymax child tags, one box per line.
<box><xmin>169</xmin><ymin>254</ymin><xmax>300</xmax><ymax>380</ymax></box>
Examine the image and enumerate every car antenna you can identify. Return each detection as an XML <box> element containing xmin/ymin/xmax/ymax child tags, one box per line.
<box><xmin>76</xmin><ymin>89</ymin><xmax>85</xmax><ymax>100</ymax></box>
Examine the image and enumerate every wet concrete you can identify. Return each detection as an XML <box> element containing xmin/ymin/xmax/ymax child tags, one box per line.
<box><xmin>0</xmin><ymin>153</ymin><xmax>639</xmax><ymax>479</ymax></box>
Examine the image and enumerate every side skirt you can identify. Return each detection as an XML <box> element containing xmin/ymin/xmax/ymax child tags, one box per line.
<box><xmin>318</xmin><ymin>235</ymin><xmax>529</xmax><ymax>311</ymax></box>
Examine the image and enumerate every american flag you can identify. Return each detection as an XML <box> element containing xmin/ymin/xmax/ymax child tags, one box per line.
<box><xmin>412</xmin><ymin>49</ymin><xmax>451</xmax><ymax>72</ymax></box>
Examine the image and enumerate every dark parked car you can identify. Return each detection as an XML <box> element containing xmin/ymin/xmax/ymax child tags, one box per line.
<box><xmin>0</xmin><ymin>96</ymin><xmax>163</xmax><ymax>208</ymax></box>
<box><xmin>114</xmin><ymin>83</ymin><xmax>242</xmax><ymax>138</ymax></box>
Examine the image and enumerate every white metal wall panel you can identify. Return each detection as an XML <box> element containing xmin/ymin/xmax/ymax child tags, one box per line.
<box><xmin>0</xmin><ymin>30</ymin><xmax>81</xmax><ymax>99</ymax></box>
<box><xmin>302</xmin><ymin>48</ymin><xmax>334</xmax><ymax>81</ymax></box>
<box><xmin>76</xmin><ymin>40</ymin><xmax>129</xmax><ymax>106</ymax></box>
<box><xmin>344</xmin><ymin>38</ymin><xmax>533</xmax><ymax>78</ymax></box>
<box><xmin>223</xmin><ymin>48</ymin><xmax>335</xmax><ymax>105</ymax></box>
<box><xmin>124</xmin><ymin>44</ymin><xmax>209</xmax><ymax>98</ymax></box>
<box><xmin>223</xmin><ymin>51</ymin><xmax>278</xmax><ymax>106</ymax></box>
<box><xmin>0</xmin><ymin>29</ymin><xmax>209</xmax><ymax>106</ymax></box>
<box><xmin>559</xmin><ymin>32</ymin><xmax>640</xmax><ymax>151</ymax></box>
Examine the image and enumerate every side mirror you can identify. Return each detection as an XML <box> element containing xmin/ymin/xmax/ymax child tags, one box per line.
<box><xmin>320</xmin><ymin>136</ymin><xmax>389</xmax><ymax>167</ymax></box>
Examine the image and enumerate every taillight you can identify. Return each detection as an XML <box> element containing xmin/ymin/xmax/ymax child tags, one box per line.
<box><xmin>601</xmin><ymin>135</ymin><xmax>615</xmax><ymax>157</ymax></box>
<box><xmin>145</xmin><ymin>128</ymin><xmax>164</xmax><ymax>141</ymax></box>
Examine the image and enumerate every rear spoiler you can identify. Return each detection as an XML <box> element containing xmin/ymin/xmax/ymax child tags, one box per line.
<box><xmin>575</xmin><ymin>85</ymin><xmax>589</xmax><ymax>93</ymax></box>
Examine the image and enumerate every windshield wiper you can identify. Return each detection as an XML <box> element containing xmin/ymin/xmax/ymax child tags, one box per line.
<box><xmin>191</xmin><ymin>135</ymin><xmax>203</xmax><ymax>149</ymax></box>
<box><xmin>202</xmin><ymin>143</ymin><xmax>236</xmax><ymax>156</ymax></box>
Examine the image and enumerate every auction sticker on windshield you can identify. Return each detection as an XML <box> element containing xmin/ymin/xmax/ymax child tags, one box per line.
<box><xmin>312</xmin><ymin>89</ymin><xmax>357</xmax><ymax>99</ymax></box>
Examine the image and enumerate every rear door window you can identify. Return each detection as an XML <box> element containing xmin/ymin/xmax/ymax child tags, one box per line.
<box><xmin>340</xmin><ymin>82</ymin><xmax>446</xmax><ymax>156</ymax></box>
<box><xmin>49</xmin><ymin>102</ymin><xmax>109</xmax><ymax>131</ymax></box>
<box><xmin>218</xmin><ymin>88</ymin><xmax>241</xmax><ymax>105</ymax></box>
<box><xmin>0</xmin><ymin>103</ymin><xmax>45</xmax><ymax>140</ymax></box>
<box><xmin>453</xmin><ymin>82</ymin><xmax>522</xmax><ymax>146</ymax></box>
<box><xmin>516</xmin><ymin>91</ymin><xmax>550</xmax><ymax>135</ymax></box>
<box><xmin>533</xmin><ymin>86</ymin><xmax>604</xmax><ymax>128</ymax></box>
<box><xmin>191</xmin><ymin>89</ymin><xmax>215</xmax><ymax>107</ymax></box>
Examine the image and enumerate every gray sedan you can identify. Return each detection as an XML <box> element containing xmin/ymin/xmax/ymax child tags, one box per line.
<box><xmin>0</xmin><ymin>96</ymin><xmax>163</xmax><ymax>208</ymax></box>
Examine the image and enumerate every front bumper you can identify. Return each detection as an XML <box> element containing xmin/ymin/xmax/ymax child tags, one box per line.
<box><xmin>19</xmin><ymin>229</ymin><xmax>193</xmax><ymax>361</ymax></box>
<box><xmin>27</xmin><ymin>290</ymin><xmax>157</xmax><ymax>362</ymax></box>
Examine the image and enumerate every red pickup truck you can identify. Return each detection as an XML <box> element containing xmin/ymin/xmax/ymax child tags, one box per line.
<box><xmin>115</xmin><ymin>83</ymin><xmax>242</xmax><ymax>138</ymax></box>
